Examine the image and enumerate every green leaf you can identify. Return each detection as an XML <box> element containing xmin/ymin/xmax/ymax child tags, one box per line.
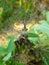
<box><xmin>0</xmin><ymin>46</ymin><xmax>6</xmax><ymax>56</ymax></box>
<box><xmin>34</xmin><ymin>25</ymin><xmax>49</xmax><ymax>36</ymax></box>
<box><xmin>0</xmin><ymin>62</ymin><xmax>6</xmax><ymax>65</ymax></box>
<box><xmin>8</xmin><ymin>0</ymin><xmax>16</xmax><ymax>5</ymax></box>
<box><xmin>28</xmin><ymin>32</ymin><xmax>38</xmax><ymax>37</ymax></box>
<box><xmin>28</xmin><ymin>37</ymin><xmax>38</xmax><ymax>44</ymax></box>
<box><xmin>42</xmin><ymin>56</ymin><xmax>48</xmax><ymax>65</ymax></box>
<box><xmin>42</xmin><ymin>10</ymin><xmax>46</xmax><ymax>16</ymax></box>
<box><xmin>0</xmin><ymin>7</ymin><xmax>3</xmax><ymax>16</ymax></box>
<box><xmin>46</xmin><ymin>12</ymin><xmax>49</xmax><ymax>23</ymax></box>
<box><xmin>3</xmin><ymin>52</ymin><xmax>11</xmax><ymax>62</ymax></box>
<box><xmin>43</xmin><ymin>51</ymin><xmax>49</xmax><ymax>64</ymax></box>
<box><xmin>7</xmin><ymin>35</ymin><xmax>14</xmax><ymax>53</ymax></box>
<box><xmin>39</xmin><ymin>20</ymin><xmax>47</xmax><ymax>25</ymax></box>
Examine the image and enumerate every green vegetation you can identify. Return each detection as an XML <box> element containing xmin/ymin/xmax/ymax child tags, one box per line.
<box><xmin>0</xmin><ymin>11</ymin><xmax>49</xmax><ymax>65</ymax></box>
<box><xmin>0</xmin><ymin>0</ymin><xmax>49</xmax><ymax>65</ymax></box>
<box><xmin>0</xmin><ymin>0</ymin><xmax>36</xmax><ymax>32</ymax></box>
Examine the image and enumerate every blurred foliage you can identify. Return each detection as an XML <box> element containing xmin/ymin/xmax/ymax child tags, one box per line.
<box><xmin>0</xmin><ymin>0</ymin><xmax>49</xmax><ymax>32</ymax></box>
<box><xmin>28</xmin><ymin>11</ymin><xmax>49</xmax><ymax>65</ymax></box>
<box><xmin>0</xmin><ymin>14</ymin><xmax>49</xmax><ymax>64</ymax></box>
<box><xmin>0</xmin><ymin>0</ymin><xmax>36</xmax><ymax>32</ymax></box>
<box><xmin>0</xmin><ymin>35</ymin><xmax>25</xmax><ymax>65</ymax></box>
<box><xmin>0</xmin><ymin>0</ymin><xmax>49</xmax><ymax>64</ymax></box>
